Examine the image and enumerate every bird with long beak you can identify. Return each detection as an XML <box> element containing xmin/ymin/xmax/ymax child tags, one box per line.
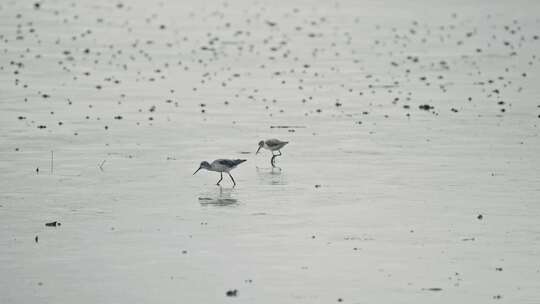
<box><xmin>256</xmin><ymin>139</ymin><xmax>289</xmax><ymax>167</ymax></box>
<box><xmin>193</xmin><ymin>159</ymin><xmax>246</xmax><ymax>186</ymax></box>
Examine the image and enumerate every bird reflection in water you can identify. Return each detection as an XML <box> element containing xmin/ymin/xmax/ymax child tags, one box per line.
<box><xmin>198</xmin><ymin>187</ymin><xmax>238</xmax><ymax>207</ymax></box>
<box><xmin>256</xmin><ymin>166</ymin><xmax>287</xmax><ymax>185</ymax></box>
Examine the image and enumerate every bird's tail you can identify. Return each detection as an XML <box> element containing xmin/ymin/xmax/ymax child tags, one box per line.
<box><xmin>234</xmin><ymin>159</ymin><xmax>247</xmax><ymax>165</ymax></box>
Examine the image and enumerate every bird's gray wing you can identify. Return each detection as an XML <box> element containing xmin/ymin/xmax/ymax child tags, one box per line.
<box><xmin>265</xmin><ymin>138</ymin><xmax>286</xmax><ymax>147</ymax></box>
<box><xmin>216</xmin><ymin>159</ymin><xmax>236</xmax><ymax>167</ymax></box>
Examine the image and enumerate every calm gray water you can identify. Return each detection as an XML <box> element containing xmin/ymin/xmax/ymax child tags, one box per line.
<box><xmin>1</xmin><ymin>0</ymin><xmax>540</xmax><ymax>303</ymax></box>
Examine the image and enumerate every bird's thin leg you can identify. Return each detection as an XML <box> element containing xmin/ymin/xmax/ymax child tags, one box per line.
<box><xmin>271</xmin><ymin>150</ymin><xmax>281</xmax><ymax>167</ymax></box>
<box><xmin>216</xmin><ymin>172</ymin><xmax>223</xmax><ymax>186</ymax></box>
<box><xmin>227</xmin><ymin>172</ymin><xmax>236</xmax><ymax>186</ymax></box>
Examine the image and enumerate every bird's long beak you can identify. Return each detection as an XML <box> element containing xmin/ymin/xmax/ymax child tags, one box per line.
<box><xmin>193</xmin><ymin>167</ymin><xmax>202</xmax><ymax>175</ymax></box>
<box><xmin>256</xmin><ymin>146</ymin><xmax>262</xmax><ymax>154</ymax></box>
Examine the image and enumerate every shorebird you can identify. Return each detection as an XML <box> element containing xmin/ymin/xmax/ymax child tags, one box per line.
<box><xmin>256</xmin><ymin>139</ymin><xmax>289</xmax><ymax>167</ymax></box>
<box><xmin>193</xmin><ymin>159</ymin><xmax>246</xmax><ymax>186</ymax></box>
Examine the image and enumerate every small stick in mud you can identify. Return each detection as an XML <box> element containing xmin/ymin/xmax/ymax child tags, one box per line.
<box><xmin>45</xmin><ymin>221</ymin><xmax>60</xmax><ymax>227</ymax></box>
<box><xmin>50</xmin><ymin>151</ymin><xmax>54</xmax><ymax>174</ymax></box>
<box><xmin>99</xmin><ymin>160</ymin><xmax>106</xmax><ymax>171</ymax></box>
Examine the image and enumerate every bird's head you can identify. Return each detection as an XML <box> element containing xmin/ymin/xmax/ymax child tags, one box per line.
<box><xmin>193</xmin><ymin>161</ymin><xmax>211</xmax><ymax>175</ymax></box>
<box><xmin>256</xmin><ymin>140</ymin><xmax>264</xmax><ymax>154</ymax></box>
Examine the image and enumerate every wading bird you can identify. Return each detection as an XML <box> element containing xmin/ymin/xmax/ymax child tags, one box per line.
<box><xmin>256</xmin><ymin>139</ymin><xmax>289</xmax><ymax>167</ymax></box>
<box><xmin>193</xmin><ymin>159</ymin><xmax>246</xmax><ymax>186</ymax></box>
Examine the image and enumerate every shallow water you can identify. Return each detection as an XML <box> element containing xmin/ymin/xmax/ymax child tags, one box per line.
<box><xmin>1</xmin><ymin>0</ymin><xmax>540</xmax><ymax>303</ymax></box>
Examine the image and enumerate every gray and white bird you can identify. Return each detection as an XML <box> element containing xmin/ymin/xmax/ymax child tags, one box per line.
<box><xmin>256</xmin><ymin>139</ymin><xmax>289</xmax><ymax>167</ymax></box>
<box><xmin>193</xmin><ymin>159</ymin><xmax>246</xmax><ymax>186</ymax></box>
